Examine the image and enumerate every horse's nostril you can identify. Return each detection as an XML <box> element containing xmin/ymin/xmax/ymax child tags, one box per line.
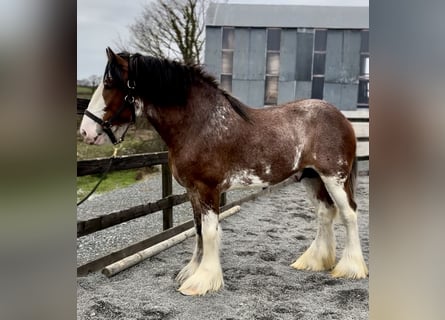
<box><xmin>81</xmin><ymin>129</ymin><xmax>87</xmax><ymax>137</ymax></box>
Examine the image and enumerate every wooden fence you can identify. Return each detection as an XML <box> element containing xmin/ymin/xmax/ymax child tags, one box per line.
<box><xmin>76</xmin><ymin>99</ymin><xmax>369</xmax><ymax>276</ymax></box>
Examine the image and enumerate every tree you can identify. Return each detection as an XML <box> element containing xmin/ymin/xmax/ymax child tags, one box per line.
<box><xmin>128</xmin><ymin>0</ymin><xmax>208</xmax><ymax>65</ymax></box>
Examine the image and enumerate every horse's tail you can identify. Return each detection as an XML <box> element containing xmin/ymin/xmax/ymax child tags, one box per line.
<box><xmin>347</xmin><ymin>157</ymin><xmax>358</xmax><ymax>211</ymax></box>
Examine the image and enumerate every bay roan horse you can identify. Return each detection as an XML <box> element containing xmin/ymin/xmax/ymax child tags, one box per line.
<box><xmin>80</xmin><ymin>48</ymin><xmax>368</xmax><ymax>296</ymax></box>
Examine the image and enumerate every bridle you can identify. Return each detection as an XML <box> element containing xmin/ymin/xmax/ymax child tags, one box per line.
<box><xmin>84</xmin><ymin>59</ymin><xmax>137</xmax><ymax>145</ymax></box>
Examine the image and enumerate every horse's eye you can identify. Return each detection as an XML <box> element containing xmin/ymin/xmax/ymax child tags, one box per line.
<box><xmin>103</xmin><ymin>76</ymin><xmax>113</xmax><ymax>89</ymax></box>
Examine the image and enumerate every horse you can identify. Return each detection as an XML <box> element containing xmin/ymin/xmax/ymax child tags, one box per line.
<box><xmin>80</xmin><ymin>48</ymin><xmax>368</xmax><ymax>296</ymax></box>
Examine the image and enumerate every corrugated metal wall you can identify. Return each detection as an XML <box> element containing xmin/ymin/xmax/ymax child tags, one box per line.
<box><xmin>204</xmin><ymin>26</ymin><xmax>367</xmax><ymax>110</ymax></box>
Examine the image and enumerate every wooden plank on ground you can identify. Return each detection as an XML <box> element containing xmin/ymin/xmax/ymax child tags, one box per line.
<box><xmin>77</xmin><ymin>220</ymin><xmax>195</xmax><ymax>276</ymax></box>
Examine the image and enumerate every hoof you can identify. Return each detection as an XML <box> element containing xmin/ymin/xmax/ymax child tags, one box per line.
<box><xmin>331</xmin><ymin>256</ymin><xmax>368</xmax><ymax>279</ymax></box>
<box><xmin>175</xmin><ymin>261</ymin><xmax>199</xmax><ymax>285</ymax></box>
<box><xmin>177</xmin><ymin>267</ymin><xmax>223</xmax><ymax>296</ymax></box>
<box><xmin>178</xmin><ymin>287</ymin><xmax>200</xmax><ymax>296</ymax></box>
<box><xmin>291</xmin><ymin>247</ymin><xmax>336</xmax><ymax>272</ymax></box>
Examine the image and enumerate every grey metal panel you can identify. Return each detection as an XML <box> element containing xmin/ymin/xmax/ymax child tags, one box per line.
<box><xmin>325</xmin><ymin>30</ymin><xmax>342</xmax><ymax>83</ymax></box>
<box><xmin>278</xmin><ymin>81</ymin><xmax>296</xmax><ymax>104</ymax></box>
<box><xmin>296</xmin><ymin>31</ymin><xmax>314</xmax><ymax>81</ymax></box>
<box><xmin>248</xmin><ymin>80</ymin><xmax>266</xmax><ymax>108</ymax></box>
<box><xmin>279</xmin><ymin>29</ymin><xmax>297</xmax><ymax>82</ymax></box>
<box><xmin>295</xmin><ymin>81</ymin><xmax>312</xmax><ymax>100</ymax></box>
<box><xmin>248</xmin><ymin>29</ymin><xmax>267</xmax><ymax>81</ymax></box>
<box><xmin>231</xmin><ymin>79</ymin><xmax>249</xmax><ymax>104</ymax></box>
<box><xmin>233</xmin><ymin>28</ymin><xmax>250</xmax><ymax>80</ymax></box>
<box><xmin>323</xmin><ymin>83</ymin><xmax>358</xmax><ymax>110</ymax></box>
<box><xmin>204</xmin><ymin>27</ymin><xmax>222</xmax><ymax>78</ymax></box>
<box><xmin>340</xmin><ymin>83</ymin><xmax>359</xmax><ymax>110</ymax></box>
<box><xmin>232</xmin><ymin>79</ymin><xmax>265</xmax><ymax>108</ymax></box>
<box><xmin>323</xmin><ymin>83</ymin><xmax>341</xmax><ymax>108</ymax></box>
<box><xmin>325</xmin><ymin>30</ymin><xmax>361</xmax><ymax>84</ymax></box>
<box><xmin>341</xmin><ymin>30</ymin><xmax>361</xmax><ymax>83</ymax></box>
<box><xmin>206</xmin><ymin>3</ymin><xmax>369</xmax><ymax>29</ymax></box>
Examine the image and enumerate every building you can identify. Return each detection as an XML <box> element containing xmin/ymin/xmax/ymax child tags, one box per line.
<box><xmin>204</xmin><ymin>2</ymin><xmax>369</xmax><ymax>110</ymax></box>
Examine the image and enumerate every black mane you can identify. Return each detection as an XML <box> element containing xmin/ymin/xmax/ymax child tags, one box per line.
<box><xmin>106</xmin><ymin>52</ymin><xmax>250</xmax><ymax>122</ymax></box>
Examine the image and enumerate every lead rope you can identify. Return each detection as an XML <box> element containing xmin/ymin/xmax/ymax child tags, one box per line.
<box><xmin>77</xmin><ymin>146</ymin><xmax>121</xmax><ymax>206</ymax></box>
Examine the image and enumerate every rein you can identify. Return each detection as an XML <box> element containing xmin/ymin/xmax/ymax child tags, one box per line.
<box><xmin>77</xmin><ymin>146</ymin><xmax>121</xmax><ymax>206</ymax></box>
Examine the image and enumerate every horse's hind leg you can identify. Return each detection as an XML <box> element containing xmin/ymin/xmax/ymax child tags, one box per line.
<box><xmin>177</xmin><ymin>188</ymin><xmax>223</xmax><ymax>296</ymax></box>
<box><xmin>291</xmin><ymin>174</ymin><xmax>337</xmax><ymax>271</ymax></box>
<box><xmin>321</xmin><ymin>174</ymin><xmax>368</xmax><ymax>279</ymax></box>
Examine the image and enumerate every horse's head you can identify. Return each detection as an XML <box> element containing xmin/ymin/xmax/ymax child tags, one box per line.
<box><xmin>80</xmin><ymin>47</ymin><xmax>140</xmax><ymax>145</ymax></box>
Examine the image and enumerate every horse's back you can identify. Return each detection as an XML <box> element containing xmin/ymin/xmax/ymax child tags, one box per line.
<box><xmin>247</xmin><ymin>98</ymin><xmax>356</xmax><ymax>177</ymax></box>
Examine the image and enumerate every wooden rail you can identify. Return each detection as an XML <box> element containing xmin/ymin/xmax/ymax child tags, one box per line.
<box><xmin>77</xmin><ymin>152</ymin><xmax>168</xmax><ymax>176</ymax></box>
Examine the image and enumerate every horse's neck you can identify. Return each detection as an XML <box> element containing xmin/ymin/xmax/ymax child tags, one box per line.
<box><xmin>145</xmin><ymin>85</ymin><xmax>220</xmax><ymax>148</ymax></box>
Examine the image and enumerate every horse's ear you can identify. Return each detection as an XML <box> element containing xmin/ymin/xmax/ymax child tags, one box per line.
<box><xmin>106</xmin><ymin>47</ymin><xmax>128</xmax><ymax>70</ymax></box>
<box><xmin>106</xmin><ymin>47</ymin><xmax>116</xmax><ymax>62</ymax></box>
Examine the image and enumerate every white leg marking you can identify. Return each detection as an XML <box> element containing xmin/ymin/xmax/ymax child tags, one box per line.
<box><xmin>178</xmin><ymin>210</ymin><xmax>224</xmax><ymax>295</ymax></box>
<box><xmin>322</xmin><ymin>176</ymin><xmax>368</xmax><ymax>279</ymax></box>
<box><xmin>175</xmin><ymin>234</ymin><xmax>202</xmax><ymax>284</ymax></box>
<box><xmin>291</xmin><ymin>193</ymin><xmax>337</xmax><ymax>271</ymax></box>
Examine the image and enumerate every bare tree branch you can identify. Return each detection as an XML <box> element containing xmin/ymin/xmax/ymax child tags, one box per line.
<box><xmin>128</xmin><ymin>0</ymin><xmax>209</xmax><ymax>64</ymax></box>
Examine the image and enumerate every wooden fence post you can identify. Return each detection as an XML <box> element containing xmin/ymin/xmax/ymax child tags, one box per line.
<box><xmin>220</xmin><ymin>192</ymin><xmax>227</xmax><ymax>207</ymax></box>
<box><xmin>161</xmin><ymin>163</ymin><xmax>173</xmax><ymax>230</ymax></box>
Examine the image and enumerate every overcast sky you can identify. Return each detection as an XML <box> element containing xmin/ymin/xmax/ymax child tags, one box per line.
<box><xmin>77</xmin><ymin>0</ymin><xmax>368</xmax><ymax>80</ymax></box>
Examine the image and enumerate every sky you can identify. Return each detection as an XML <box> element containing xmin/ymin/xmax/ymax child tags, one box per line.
<box><xmin>77</xmin><ymin>0</ymin><xmax>368</xmax><ymax>80</ymax></box>
<box><xmin>77</xmin><ymin>0</ymin><xmax>148</xmax><ymax>80</ymax></box>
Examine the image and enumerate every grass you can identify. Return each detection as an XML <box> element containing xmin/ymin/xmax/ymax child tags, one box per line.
<box><xmin>77</xmin><ymin>166</ymin><xmax>159</xmax><ymax>202</ymax></box>
<box><xmin>77</xmin><ymin>85</ymin><xmax>95</xmax><ymax>99</ymax></box>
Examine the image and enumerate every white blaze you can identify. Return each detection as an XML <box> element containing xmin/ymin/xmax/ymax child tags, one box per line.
<box><xmin>79</xmin><ymin>82</ymin><xmax>142</xmax><ymax>145</ymax></box>
<box><xmin>79</xmin><ymin>82</ymin><xmax>106</xmax><ymax>144</ymax></box>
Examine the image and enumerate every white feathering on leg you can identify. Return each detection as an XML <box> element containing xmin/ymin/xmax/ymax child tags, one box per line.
<box><xmin>291</xmin><ymin>202</ymin><xmax>337</xmax><ymax>271</ymax></box>
<box><xmin>178</xmin><ymin>210</ymin><xmax>224</xmax><ymax>296</ymax></box>
<box><xmin>321</xmin><ymin>176</ymin><xmax>368</xmax><ymax>279</ymax></box>
<box><xmin>176</xmin><ymin>235</ymin><xmax>202</xmax><ymax>284</ymax></box>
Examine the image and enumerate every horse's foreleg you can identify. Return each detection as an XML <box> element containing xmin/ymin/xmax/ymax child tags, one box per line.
<box><xmin>321</xmin><ymin>176</ymin><xmax>368</xmax><ymax>279</ymax></box>
<box><xmin>175</xmin><ymin>225</ymin><xmax>202</xmax><ymax>284</ymax></box>
<box><xmin>178</xmin><ymin>189</ymin><xmax>223</xmax><ymax>296</ymax></box>
<box><xmin>291</xmin><ymin>177</ymin><xmax>337</xmax><ymax>271</ymax></box>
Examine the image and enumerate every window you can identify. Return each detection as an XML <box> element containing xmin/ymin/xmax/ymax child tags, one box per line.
<box><xmin>221</xmin><ymin>27</ymin><xmax>234</xmax><ymax>92</ymax></box>
<box><xmin>296</xmin><ymin>29</ymin><xmax>314</xmax><ymax>81</ymax></box>
<box><xmin>264</xmin><ymin>28</ymin><xmax>281</xmax><ymax>105</ymax></box>
<box><xmin>358</xmin><ymin>30</ymin><xmax>369</xmax><ymax>106</ymax></box>
<box><xmin>311</xmin><ymin>29</ymin><xmax>327</xmax><ymax>99</ymax></box>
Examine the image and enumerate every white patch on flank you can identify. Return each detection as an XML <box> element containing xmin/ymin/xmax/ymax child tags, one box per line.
<box><xmin>292</xmin><ymin>145</ymin><xmax>304</xmax><ymax>170</ymax></box>
<box><xmin>226</xmin><ymin>169</ymin><xmax>269</xmax><ymax>190</ymax></box>
<box><xmin>178</xmin><ymin>210</ymin><xmax>224</xmax><ymax>295</ymax></box>
<box><xmin>265</xmin><ymin>165</ymin><xmax>272</xmax><ymax>175</ymax></box>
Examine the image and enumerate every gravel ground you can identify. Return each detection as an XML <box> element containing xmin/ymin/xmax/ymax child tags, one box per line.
<box><xmin>77</xmin><ymin>174</ymin><xmax>368</xmax><ymax>319</ymax></box>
